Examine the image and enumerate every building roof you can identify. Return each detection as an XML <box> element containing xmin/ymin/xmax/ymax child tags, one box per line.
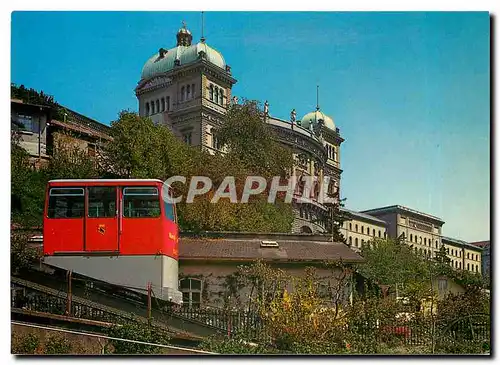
<box><xmin>340</xmin><ymin>207</ymin><xmax>388</xmax><ymax>226</ymax></box>
<box><xmin>179</xmin><ymin>232</ymin><xmax>364</xmax><ymax>263</ymax></box>
<box><xmin>60</xmin><ymin>106</ymin><xmax>111</xmax><ymax>135</ymax></box>
<box><xmin>360</xmin><ymin>205</ymin><xmax>445</xmax><ymax>224</ymax></box>
<box><xmin>141</xmin><ymin>41</ymin><xmax>225</xmax><ymax>80</ymax></box>
<box><xmin>11</xmin><ymin>99</ymin><xmax>52</xmax><ymax>110</ymax></box>
<box><xmin>442</xmin><ymin>236</ymin><xmax>483</xmax><ymax>251</ymax></box>
<box><xmin>301</xmin><ymin>109</ymin><xmax>335</xmax><ymax>131</ymax></box>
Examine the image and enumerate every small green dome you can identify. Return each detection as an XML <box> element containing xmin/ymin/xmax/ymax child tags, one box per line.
<box><xmin>301</xmin><ymin>110</ymin><xmax>335</xmax><ymax>131</ymax></box>
<box><xmin>140</xmin><ymin>42</ymin><xmax>225</xmax><ymax>80</ymax></box>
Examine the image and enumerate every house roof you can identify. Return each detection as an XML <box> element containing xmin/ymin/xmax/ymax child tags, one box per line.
<box><xmin>179</xmin><ymin>233</ymin><xmax>364</xmax><ymax>263</ymax></box>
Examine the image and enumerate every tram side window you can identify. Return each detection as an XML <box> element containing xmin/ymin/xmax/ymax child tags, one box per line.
<box><xmin>123</xmin><ymin>187</ymin><xmax>161</xmax><ymax>218</ymax></box>
<box><xmin>163</xmin><ymin>190</ymin><xmax>176</xmax><ymax>222</ymax></box>
<box><xmin>88</xmin><ymin>187</ymin><xmax>116</xmax><ymax>218</ymax></box>
<box><xmin>48</xmin><ymin>188</ymin><xmax>85</xmax><ymax>218</ymax></box>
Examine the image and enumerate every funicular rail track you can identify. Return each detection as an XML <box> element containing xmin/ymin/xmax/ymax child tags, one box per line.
<box><xmin>11</xmin><ymin>267</ymin><xmax>226</xmax><ymax>340</ymax></box>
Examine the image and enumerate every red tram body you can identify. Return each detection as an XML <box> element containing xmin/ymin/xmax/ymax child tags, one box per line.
<box><xmin>43</xmin><ymin>179</ymin><xmax>182</xmax><ymax>304</ymax></box>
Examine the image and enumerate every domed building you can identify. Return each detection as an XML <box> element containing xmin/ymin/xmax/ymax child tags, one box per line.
<box><xmin>135</xmin><ymin>22</ymin><xmax>236</xmax><ymax>150</ymax></box>
<box><xmin>135</xmin><ymin>22</ymin><xmax>344</xmax><ymax>234</ymax></box>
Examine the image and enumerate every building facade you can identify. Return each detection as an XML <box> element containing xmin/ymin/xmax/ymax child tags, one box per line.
<box><xmin>470</xmin><ymin>240</ymin><xmax>490</xmax><ymax>279</ymax></box>
<box><xmin>178</xmin><ymin>232</ymin><xmax>364</xmax><ymax>308</ymax></box>
<box><xmin>343</xmin><ymin>204</ymin><xmax>483</xmax><ymax>275</ymax></box>
<box><xmin>360</xmin><ymin>205</ymin><xmax>445</xmax><ymax>258</ymax></box>
<box><xmin>442</xmin><ymin>237</ymin><xmax>483</xmax><ymax>274</ymax></box>
<box><xmin>339</xmin><ymin>208</ymin><xmax>388</xmax><ymax>252</ymax></box>
<box><xmin>11</xmin><ymin>99</ymin><xmax>51</xmax><ymax>164</ymax></box>
<box><xmin>11</xmin><ymin>97</ymin><xmax>112</xmax><ymax>168</ymax></box>
<box><xmin>136</xmin><ymin>23</ymin><xmax>344</xmax><ymax>234</ymax></box>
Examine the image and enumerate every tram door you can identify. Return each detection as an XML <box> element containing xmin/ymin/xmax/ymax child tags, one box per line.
<box><xmin>85</xmin><ymin>186</ymin><xmax>119</xmax><ymax>252</ymax></box>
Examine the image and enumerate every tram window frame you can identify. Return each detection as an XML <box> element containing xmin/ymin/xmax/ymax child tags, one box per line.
<box><xmin>88</xmin><ymin>186</ymin><xmax>117</xmax><ymax>218</ymax></box>
<box><xmin>47</xmin><ymin>187</ymin><xmax>85</xmax><ymax>219</ymax></box>
<box><xmin>122</xmin><ymin>187</ymin><xmax>161</xmax><ymax>218</ymax></box>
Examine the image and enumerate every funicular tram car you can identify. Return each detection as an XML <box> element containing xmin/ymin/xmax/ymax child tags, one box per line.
<box><xmin>43</xmin><ymin>179</ymin><xmax>183</xmax><ymax>304</ymax></box>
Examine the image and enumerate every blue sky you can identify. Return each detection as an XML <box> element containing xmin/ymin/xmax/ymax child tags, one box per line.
<box><xmin>11</xmin><ymin>11</ymin><xmax>490</xmax><ymax>242</ymax></box>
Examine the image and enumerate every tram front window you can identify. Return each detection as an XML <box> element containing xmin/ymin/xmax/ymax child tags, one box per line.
<box><xmin>123</xmin><ymin>187</ymin><xmax>161</xmax><ymax>218</ymax></box>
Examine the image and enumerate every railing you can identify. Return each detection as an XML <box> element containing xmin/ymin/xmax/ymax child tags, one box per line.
<box><xmin>169</xmin><ymin>306</ymin><xmax>267</xmax><ymax>339</ymax></box>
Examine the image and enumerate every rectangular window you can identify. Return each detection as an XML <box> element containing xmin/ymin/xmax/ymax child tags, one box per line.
<box><xmin>88</xmin><ymin>187</ymin><xmax>116</xmax><ymax>218</ymax></box>
<box><xmin>48</xmin><ymin>188</ymin><xmax>85</xmax><ymax>218</ymax></box>
<box><xmin>438</xmin><ymin>278</ymin><xmax>448</xmax><ymax>292</ymax></box>
<box><xmin>163</xmin><ymin>192</ymin><xmax>176</xmax><ymax>222</ymax></box>
<box><xmin>123</xmin><ymin>187</ymin><xmax>160</xmax><ymax>218</ymax></box>
<box><xmin>18</xmin><ymin>114</ymin><xmax>33</xmax><ymax>132</ymax></box>
<box><xmin>183</xmin><ymin>132</ymin><xmax>192</xmax><ymax>145</ymax></box>
<box><xmin>166</xmin><ymin>96</ymin><xmax>170</xmax><ymax>111</ymax></box>
<box><xmin>180</xmin><ymin>278</ymin><xmax>202</xmax><ymax>308</ymax></box>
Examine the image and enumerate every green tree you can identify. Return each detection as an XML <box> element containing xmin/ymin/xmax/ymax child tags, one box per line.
<box><xmin>355</xmin><ymin>238</ymin><xmax>433</xmax><ymax>305</ymax></box>
<box><xmin>217</xmin><ymin>99</ymin><xmax>294</xmax><ymax>179</ymax></box>
<box><xmin>10</xmin><ymin>134</ymin><xmax>47</xmax><ymax>226</ymax></box>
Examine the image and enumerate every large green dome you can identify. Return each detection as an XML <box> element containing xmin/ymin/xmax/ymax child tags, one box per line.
<box><xmin>140</xmin><ymin>42</ymin><xmax>226</xmax><ymax>80</ymax></box>
<box><xmin>301</xmin><ymin>110</ymin><xmax>335</xmax><ymax>131</ymax></box>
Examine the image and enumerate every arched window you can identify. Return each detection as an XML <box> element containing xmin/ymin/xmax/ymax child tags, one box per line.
<box><xmin>419</xmin><ymin>248</ymin><xmax>422</xmax><ymax>255</ymax></box>
<box><xmin>145</xmin><ymin>102</ymin><xmax>150</xmax><ymax>116</ymax></box>
<box><xmin>300</xmin><ymin>226</ymin><xmax>312</xmax><ymax>234</ymax></box>
<box><xmin>424</xmin><ymin>238</ymin><xmax>427</xmax><ymax>245</ymax></box>
<box><xmin>355</xmin><ymin>238</ymin><xmax>358</xmax><ymax>247</ymax></box>
<box><xmin>181</xmin><ymin>86</ymin><xmax>185</xmax><ymax>102</ymax></box>
<box><xmin>187</xmin><ymin>84</ymin><xmax>191</xmax><ymax>100</ymax></box>
<box><xmin>355</xmin><ymin>224</ymin><xmax>358</xmax><ymax>232</ymax></box>
<box><xmin>435</xmin><ymin>241</ymin><xmax>438</xmax><ymax>248</ymax></box>
<box><xmin>467</xmin><ymin>253</ymin><xmax>470</xmax><ymax>259</ymax></box>
<box><xmin>378</xmin><ymin>230</ymin><xmax>381</xmax><ymax>238</ymax></box>
<box><xmin>349</xmin><ymin>223</ymin><xmax>352</xmax><ymax>231</ymax></box>
<box><xmin>219</xmin><ymin>88</ymin><xmax>224</xmax><ymax>105</ymax></box>
<box><xmin>410</xmin><ymin>234</ymin><xmax>413</xmax><ymax>242</ymax></box>
<box><xmin>209</xmin><ymin>85</ymin><xmax>214</xmax><ymax>101</ymax></box>
<box><xmin>455</xmin><ymin>261</ymin><xmax>458</xmax><ymax>268</ymax></box>
<box><xmin>349</xmin><ymin>237</ymin><xmax>352</xmax><ymax>245</ymax></box>
<box><xmin>156</xmin><ymin>99</ymin><xmax>160</xmax><ymax>112</ymax></box>
<box><xmin>161</xmin><ymin>97</ymin><xmax>165</xmax><ymax>112</ymax></box>
<box><xmin>467</xmin><ymin>263</ymin><xmax>470</xmax><ymax>270</ymax></box>
<box><xmin>166</xmin><ymin>96</ymin><xmax>170</xmax><ymax>111</ymax></box>
<box><xmin>476</xmin><ymin>265</ymin><xmax>478</xmax><ymax>272</ymax></box>
<box><xmin>215</xmin><ymin>87</ymin><xmax>219</xmax><ymax>104</ymax></box>
<box><xmin>179</xmin><ymin>278</ymin><xmax>202</xmax><ymax>308</ymax></box>
<box><xmin>367</xmin><ymin>228</ymin><xmax>370</xmax><ymax>235</ymax></box>
<box><xmin>459</xmin><ymin>262</ymin><xmax>462</xmax><ymax>269</ymax></box>
<box><xmin>361</xmin><ymin>226</ymin><xmax>364</xmax><ymax>234</ymax></box>
<box><xmin>151</xmin><ymin>101</ymin><xmax>155</xmax><ymax>114</ymax></box>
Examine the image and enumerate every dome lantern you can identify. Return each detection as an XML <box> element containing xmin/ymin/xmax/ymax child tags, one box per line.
<box><xmin>176</xmin><ymin>21</ymin><xmax>193</xmax><ymax>47</ymax></box>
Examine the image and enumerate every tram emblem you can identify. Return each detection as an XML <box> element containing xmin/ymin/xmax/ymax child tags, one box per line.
<box><xmin>98</xmin><ymin>224</ymin><xmax>106</xmax><ymax>235</ymax></box>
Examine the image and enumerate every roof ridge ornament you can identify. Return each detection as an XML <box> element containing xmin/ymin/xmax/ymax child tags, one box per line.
<box><xmin>316</xmin><ymin>85</ymin><xmax>320</xmax><ymax>111</ymax></box>
<box><xmin>201</xmin><ymin>11</ymin><xmax>206</xmax><ymax>43</ymax></box>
